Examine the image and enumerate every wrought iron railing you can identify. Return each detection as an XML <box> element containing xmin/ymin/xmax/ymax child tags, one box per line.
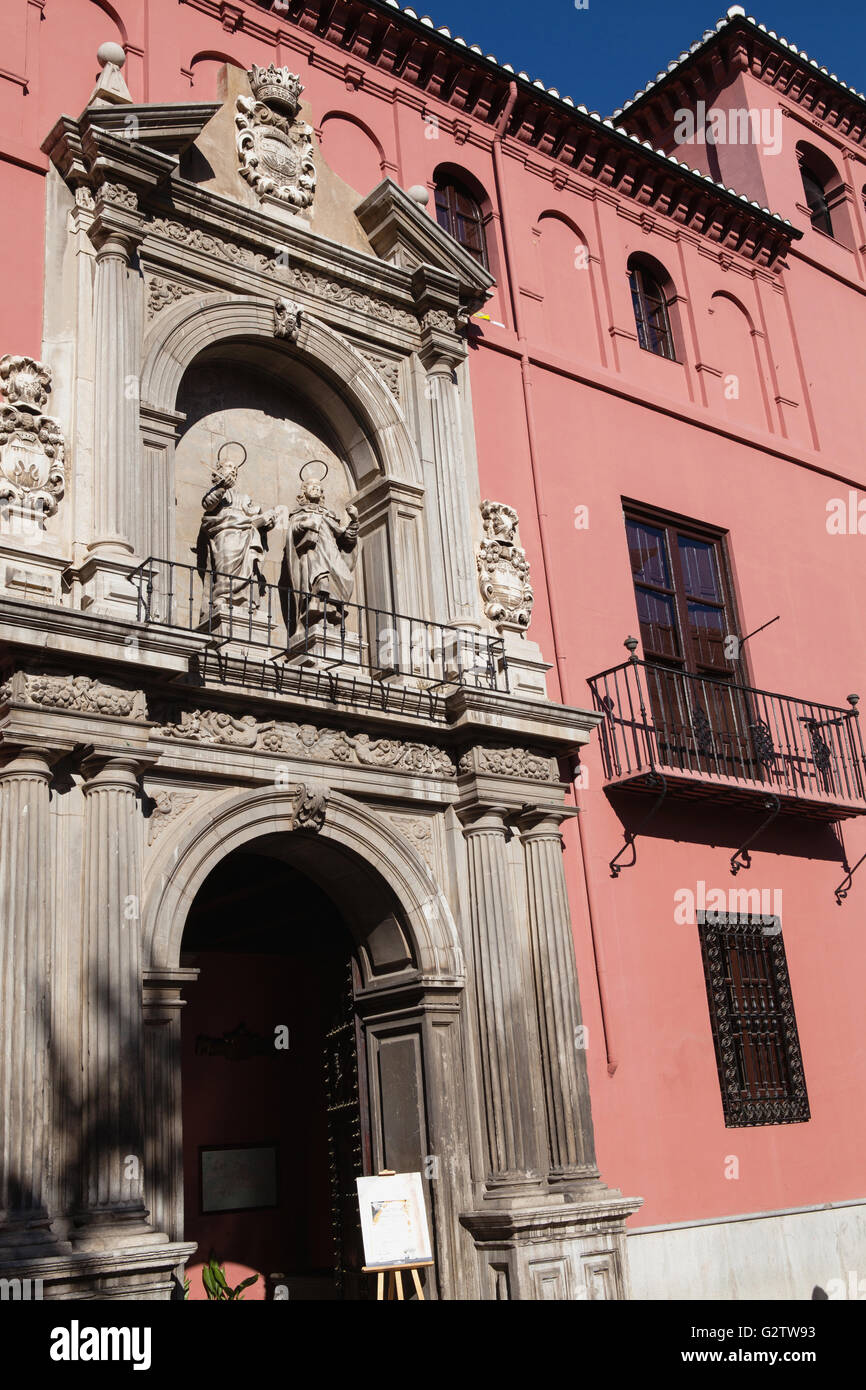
<box><xmin>588</xmin><ymin>655</ymin><xmax>866</xmax><ymax>808</ymax></box>
<box><xmin>131</xmin><ymin>557</ymin><xmax>507</xmax><ymax>694</ymax></box>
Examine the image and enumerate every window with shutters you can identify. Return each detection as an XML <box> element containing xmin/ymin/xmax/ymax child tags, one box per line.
<box><xmin>698</xmin><ymin>913</ymin><xmax>810</xmax><ymax>1127</ymax></box>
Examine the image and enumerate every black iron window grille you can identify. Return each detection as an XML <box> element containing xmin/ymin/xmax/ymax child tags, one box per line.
<box><xmin>697</xmin><ymin>912</ymin><xmax>810</xmax><ymax>1128</ymax></box>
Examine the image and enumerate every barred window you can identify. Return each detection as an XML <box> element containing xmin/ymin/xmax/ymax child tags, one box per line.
<box><xmin>697</xmin><ymin>913</ymin><xmax>810</xmax><ymax>1127</ymax></box>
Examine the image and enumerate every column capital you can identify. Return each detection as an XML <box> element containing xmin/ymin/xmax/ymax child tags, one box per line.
<box><xmin>516</xmin><ymin>807</ymin><xmax>573</xmax><ymax>840</ymax></box>
<box><xmin>81</xmin><ymin>751</ymin><xmax>157</xmax><ymax>792</ymax></box>
<box><xmin>0</xmin><ymin>744</ymin><xmax>56</xmax><ymax>779</ymax></box>
<box><xmin>88</xmin><ymin>185</ymin><xmax>144</xmax><ymax>262</ymax></box>
<box><xmin>458</xmin><ymin>803</ymin><xmax>511</xmax><ymax>834</ymax></box>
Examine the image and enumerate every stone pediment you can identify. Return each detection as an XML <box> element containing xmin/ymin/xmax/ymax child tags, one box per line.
<box><xmin>79</xmin><ymin>103</ymin><xmax>222</xmax><ymax>159</ymax></box>
<box><xmin>356</xmin><ymin>179</ymin><xmax>493</xmax><ymax>313</ymax></box>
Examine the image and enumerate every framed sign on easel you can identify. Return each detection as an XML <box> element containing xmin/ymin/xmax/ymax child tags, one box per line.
<box><xmin>356</xmin><ymin>1170</ymin><xmax>434</xmax><ymax>1300</ymax></box>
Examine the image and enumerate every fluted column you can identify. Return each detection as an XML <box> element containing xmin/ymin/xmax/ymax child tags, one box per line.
<box><xmin>88</xmin><ymin>186</ymin><xmax>144</xmax><ymax>557</ymax></box>
<box><xmin>73</xmin><ymin>756</ymin><xmax>163</xmax><ymax>1249</ymax></box>
<box><xmin>0</xmin><ymin>748</ymin><xmax>65</xmax><ymax>1253</ymax></box>
<box><xmin>460</xmin><ymin>806</ymin><xmax>546</xmax><ymax>1195</ymax></box>
<box><xmin>424</xmin><ymin>358</ymin><xmax>479</xmax><ymax>625</ymax></box>
<box><xmin>519</xmin><ymin>812</ymin><xmax>599</xmax><ymax>1184</ymax></box>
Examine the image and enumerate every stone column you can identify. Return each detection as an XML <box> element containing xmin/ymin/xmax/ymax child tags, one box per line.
<box><xmin>88</xmin><ymin>184</ymin><xmax>144</xmax><ymax>558</ymax></box>
<box><xmin>460</xmin><ymin>806</ymin><xmax>547</xmax><ymax>1196</ymax></box>
<box><xmin>142</xmin><ymin>970</ymin><xmax>198</xmax><ymax>1245</ymax></box>
<box><xmin>519</xmin><ymin>812</ymin><xmax>599</xmax><ymax>1184</ymax></box>
<box><xmin>423</xmin><ymin>355</ymin><xmax>479</xmax><ymax>625</ymax></box>
<box><xmin>0</xmin><ymin>748</ymin><xmax>66</xmax><ymax>1254</ymax></box>
<box><xmin>72</xmin><ymin>756</ymin><xmax>164</xmax><ymax>1250</ymax></box>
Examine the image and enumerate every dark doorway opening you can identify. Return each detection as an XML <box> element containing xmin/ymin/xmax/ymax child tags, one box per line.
<box><xmin>180</xmin><ymin>847</ymin><xmax>368</xmax><ymax>1299</ymax></box>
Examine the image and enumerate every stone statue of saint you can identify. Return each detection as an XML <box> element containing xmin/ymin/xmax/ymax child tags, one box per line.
<box><xmin>197</xmin><ymin>453</ymin><xmax>276</xmax><ymax>621</ymax></box>
<box><xmin>286</xmin><ymin>466</ymin><xmax>359</xmax><ymax>640</ymax></box>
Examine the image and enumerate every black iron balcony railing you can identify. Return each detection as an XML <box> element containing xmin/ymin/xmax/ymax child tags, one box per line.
<box><xmin>588</xmin><ymin>654</ymin><xmax>866</xmax><ymax>818</ymax></box>
<box><xmin>131</xmin><ymin>557</ymin><xmax>507</xmax><ymax>700</ymax></box>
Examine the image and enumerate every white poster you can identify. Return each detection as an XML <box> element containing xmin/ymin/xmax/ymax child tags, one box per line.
<box><xmin>356</xmin><ymin>1172</ymin><xmax>432</xmax><ymax>1269</ymax></box>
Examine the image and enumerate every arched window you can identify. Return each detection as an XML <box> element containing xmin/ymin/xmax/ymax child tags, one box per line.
<box><xmin>434</xmin><ymin>179</ymin><xmax>488</xmax><ymax>267</ymax></box>
<box><xmin>800</xmin><ymin>163</ymin><xmax>833</xmax><ymax>236</ymax></box>
<box><xmin>795</xmin><ymin>142</ymin><xmax>848</xmax><ymax>243</ymax></box>
<box><xmin>628</xmin><ymin>261</ymin><xmax>676</xmax><ymax>360</ymax></box>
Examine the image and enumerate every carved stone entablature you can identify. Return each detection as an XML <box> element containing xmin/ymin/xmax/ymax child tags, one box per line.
<box><xmin>0</xmin><ymin>356</ymin><xmax>67</xmax><ymax>521</ymax></box>
<box><xmin>236</xmin><ymin>65</ymin><xmax>317</xmax><ymax>212</ymax></box>
<box><xmin>478</xmin><ymin>500</ymin><xmax>534</xmax><ymax>633</ymax></box>
<box><xmin>146</xmin><ymin>276</ymin><xmax>198</xmax><ymax>318</ymax></box>
<box><xmin>420</xmin><ymin>308</ymin><xmax>457</xmax><ymax>336</ymax></box>
<box><xmin>274</xmin><ymin>296</ymin><xmax>302</xmax><ymax>341</ymax></box>
<box><xmin>148</xmin><ymin>218</ymin><xmax>274</xmax><ymax>273</ymax></box>
<box><xmin>96</xmin><ymin>181</ymin><xmax>139</xmax><ymax>212</ymax></box>
<box><xmin>0</xmin><ymin>670</ymin><xmax>146</xmax><ymax>718</ymax></box>
<box><xmin>144</xmin><ymin>219</ymin><xmax>419</xmax><ymax>334</ymax></box>
<box><xmin>285</xmin><ymin>266</ymin><xmax>418</xmax><ymax>332</ymax></box>
<box><xmin>153</xmin><ymin>707</ymin><xmax>456</xmax><ymax>777</ymax></box>
<box><xmin>458</xmin><ymin>746</ymin><xmax>555</xmax><ymax>782</ymax></box>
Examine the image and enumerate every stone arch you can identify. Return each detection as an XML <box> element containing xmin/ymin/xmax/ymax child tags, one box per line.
<box><xmin>140</xmin><ymin>292</ymin><xmax>421</xmax><ymax>490</ymax></box>
<box><xmin>142</xmin><ymin>784</ymin><xmax>464</xmax><ymax>987</ymax></box>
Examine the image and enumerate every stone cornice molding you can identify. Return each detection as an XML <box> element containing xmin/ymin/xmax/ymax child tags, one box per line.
<box><xmin>201</xmin><ymin>0</ymin><xmax>799</xmax><ymax>268</ymax></box>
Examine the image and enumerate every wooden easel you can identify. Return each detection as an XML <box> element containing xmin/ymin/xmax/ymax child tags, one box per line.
<box><xmin>364</xmin><ymin>1261</ymin><xmax>434</xmax><ymax>1300</ymax></box>
<box><xmin>362</xmin><ymin>1169</ymin><xmax>434</xmax><ymax>1299</ymax></box>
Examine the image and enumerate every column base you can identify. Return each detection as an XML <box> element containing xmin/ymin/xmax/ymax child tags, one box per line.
<box><xmin>461</xmin><ymin>1188</ymin><xmax>642</xmax><ymax>1300</ymax></box>
<box><xmin>0</xmin><ymin>1242</ymin><xmax>197</xmax><ymax>1300</ymax></box>
<box><xmin>0</xmin><ymin>1217</ymin><xmax>72</xmax><ymax>1261</ymax></box>
<box><xmin>70</xmin><ymin>1209</ymin><xmax>171</xmax><ymax>1254</ymax></box>
<box><xmin>77</xmin><ymin>552</ymin><xmax>142</xmax><ymax>620</ymax></box>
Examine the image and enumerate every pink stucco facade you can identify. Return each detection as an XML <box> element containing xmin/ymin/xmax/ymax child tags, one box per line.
<box><xmin>3</xmin><ymin>0</ymin><xmax>865</xmax><ymax>1290</ymax></box>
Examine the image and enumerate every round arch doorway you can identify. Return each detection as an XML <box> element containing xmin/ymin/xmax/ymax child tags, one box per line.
<box><xmin>180</xmin><ymin>841</ymin><xmax>368</xmax><ymax>1301</ymax></box>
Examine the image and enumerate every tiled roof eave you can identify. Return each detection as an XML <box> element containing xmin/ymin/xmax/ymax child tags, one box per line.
<box><xmin>611</xmin><ymin>6</ymin><xmax>866</xmax><ymax>125</ymax></box>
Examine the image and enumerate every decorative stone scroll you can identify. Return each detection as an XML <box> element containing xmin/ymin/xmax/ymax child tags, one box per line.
<box><xmin>0</xmin><ymin>355</ymin><xmax>67</xmax><ymax>522</ymax></box>
<box><xmin>0</xmin><ymin>670</ymin><xmax>146</xmax><ymax>718</ymax></box>
<box><xmin>478</xmin><ymin>500</ymin><xmax>534</xmax><ymax>633</ymax></box>
<box><xmin>236</xmin><ymin>65</ymin><xmax>317</xmax><ymax>212</ymax></box>
<box><xmin>154</xmin><ymin>708</ymin><xmax>456</xmax><ymax>777</ymax></box>
<box><xmin>458</xmin><ymin>746</ymin><xmax>554</xmax><ymax>782</ymax></box>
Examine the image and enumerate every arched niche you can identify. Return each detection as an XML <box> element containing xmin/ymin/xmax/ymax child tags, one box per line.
<box><xmin>318</xmin><ymin>112</ymin><xmax>387</xmax><ymax>198</ymax></box>
<box><xmin>139</xmin><ymin>293</ymin><xmax>430</xmax><ymax>622</ymax></box>
<box><xmin>704</xmin><ymin>290</ymin><xmax>771</xmax><ymax>432</ymax></box>
<box><xmin>174</xmin><ymin>348</ymin><xmax>363</xmax><ymax>602</ymax></box>
<box><xmin>532</xmin><ymin>211</ymin><xmax>603</xmax><ymax>363</ymax></box>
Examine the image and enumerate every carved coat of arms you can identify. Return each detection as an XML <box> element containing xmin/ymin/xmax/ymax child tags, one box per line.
<box><xmin>0</xmin><ymin>355</ymin><xmax>66</xmax><ymax>523</ymax></box>
<box><xmin>477</xmin><ymin>500</ymin><xmax>534</xmax><ymax>633</ymax></box>
<box><xmin>236</xmin><ymin>64</ymin><xmax>316</xmax><ymax>212</ymax></box>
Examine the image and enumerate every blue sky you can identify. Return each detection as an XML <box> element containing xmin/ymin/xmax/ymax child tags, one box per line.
<box><xmin>413</xmin><ymin>1</ymin><xmax>866</xmax><ymax>116</ymax></box>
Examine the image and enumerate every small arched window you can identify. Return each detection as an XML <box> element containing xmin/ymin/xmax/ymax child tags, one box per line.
<box><xmin>434</xmin><ymin>179</ymin><xmax>488</xmax><ymax>267</ymax></box>
<box><xmin>800</xmin><ymin>164</ymin><xmax>834</xmax><ymax>236</ymax></box>
<box><xmin>628</xmin><ymin>262</ymin><xmax>676</xmax><ymax>360</ymax></box>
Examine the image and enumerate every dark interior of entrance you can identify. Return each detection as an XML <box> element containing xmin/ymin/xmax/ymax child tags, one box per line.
<box><xmin>180</xmin><ymin>846</ymin><xmax>368</xmax><ymax>1300</ymax></box>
